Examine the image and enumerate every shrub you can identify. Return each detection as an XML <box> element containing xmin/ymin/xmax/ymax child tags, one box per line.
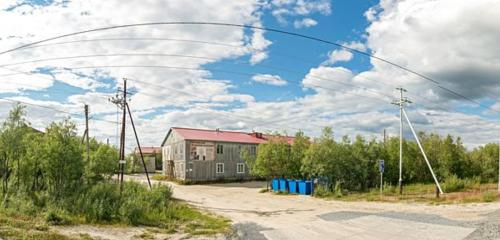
<box><xmin>119</xmin><ymin>182</ymin><xmax>173</xmax><ymax>226</ymax></box>
<box><xmin>333</xmin><ymin>182</ymin><xmax>343</xmax><ymax>198</ymax></box>
<box><xmin>77</xmin><ymin>182</ymin><xmax>121</xmax><ymax>222</ymax></box>
<box><xmin>313</xmin><ymin>185</ymin><xmax>331</xmax><ymax>198</ymax></box>
<box><xmin>382</xmin><ymin>182</ymin><xmax>397</xmax><ymax>195</ymax></box>
<box><xmin>482</xmin><ymin>192</ymin><xmax>497</xmax><ymax>202</ymax></box>
<box><xmin>442</xmin><ymin>175</ymin><xmax>480</xmax><ymax>192</ymax></box>
<box><xmin>45</xmin><ymin>211</ymin><xmax>65</xmax><ymax>225</ymax></box>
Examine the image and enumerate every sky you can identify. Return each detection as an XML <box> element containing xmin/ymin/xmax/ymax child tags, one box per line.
<box><xmin>1</xmin><ymin>0</ymin><xmax>500</xmax><ymax>150</ymax></box>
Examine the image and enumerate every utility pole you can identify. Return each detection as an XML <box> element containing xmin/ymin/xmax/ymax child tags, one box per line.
<box><xmin>383</xmin><ymin>129</ymin><xmax>387</xmax><ymax>145</ymax></box>
<box><xmin>109</xmin><ymin>78</ymin><xmax>152</xmax><ymax>192</ymax></box>
<box><xmin>84</xmin><ymin>104</ymin><xmax>90</xmax><ymax>163</ymax></box>
<box><xmin>392</xmin><ymin>87</ymin><xmax>410</xmax><ymax>194</ymax></box>
<box><xmin>109</xmin><ymin>78</ymin><xmax>127</xmax><ymax>192</ymax></box>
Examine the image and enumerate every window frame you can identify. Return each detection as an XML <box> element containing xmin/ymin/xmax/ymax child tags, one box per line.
<box><xmin>216</xmin><ymin>163</ymin><xmax>224</xmax><ymax>174</ymax></box>
<box><xmin>236</xmin><ymin>163</ymin><xmax>245</xmax><ymax>174</ymax></box>
<box><xmin>216</xmin><ymin>144</ymin><xmax>223</xmax><ymax>154</ymax></box>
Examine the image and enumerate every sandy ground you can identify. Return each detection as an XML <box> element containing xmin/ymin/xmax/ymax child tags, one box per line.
<box><xmin>124</xmin><ymin>175</ymin><xmax>500</xmax><ymax>240</ymax></box>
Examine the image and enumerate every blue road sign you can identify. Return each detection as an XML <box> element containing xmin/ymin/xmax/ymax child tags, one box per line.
<box><xmin>379</xmin><ymin>159</ymin><xmax>385</xmax><ymax>173</ymax></box>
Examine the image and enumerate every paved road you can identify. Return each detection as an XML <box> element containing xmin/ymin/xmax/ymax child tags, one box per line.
<box><xmin>126</xmin><ymin>175</ymin><xmax>500</xmax><ymax>240</ymax></box>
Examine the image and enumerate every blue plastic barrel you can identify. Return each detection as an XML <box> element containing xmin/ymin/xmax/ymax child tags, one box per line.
<box><xmin>298</xmin><ymin>180</ymin><xmax>313</xmax><ymax>195</ymax></box>
<box><xmin>279</xmin><ymin>178</ymin><xmax>288</xmax><ymax>192</ymax></box>
<box><xmin>288</xmin><ymin>180</ymin><xmax>298</xmax><ymax>194</ymax></box>
<box><xmin>272</xmin><ymin>178</ymin><xmax>279</xmax><ymax>191</ymax></box>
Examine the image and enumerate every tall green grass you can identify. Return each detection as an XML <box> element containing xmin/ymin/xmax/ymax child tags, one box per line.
<box><xmin>1</xmin><ymin>181</ymin><xmax>230</xmax><ymax>236</ymax></box>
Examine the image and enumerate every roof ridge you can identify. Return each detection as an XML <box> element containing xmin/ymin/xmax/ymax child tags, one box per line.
<box><xmin>172</xmin><ymin>126</ymin><xmax>253</xmax><ymax>134</ymax></box>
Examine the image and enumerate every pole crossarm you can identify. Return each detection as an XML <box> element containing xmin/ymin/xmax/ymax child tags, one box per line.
<box><xmin>402</xmin><ymin>108</ymin><xmax>444</xmax><ymax>194</ymax></box>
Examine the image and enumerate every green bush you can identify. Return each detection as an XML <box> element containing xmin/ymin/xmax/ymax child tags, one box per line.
<box><xmin>482</xmin><ymin>192</ymin><xmax>496</xmax><ymax>202</ymax></box>
<box><xmin>45</xmin><ymin>211</ymin><xmax>65</xmax><ymax>225</ymax></box>
<box><xmin>442</xmin><ymin>175</ymin><xmax>480</xmax><ymax>192</ymax></box>
<box><xmin>77</xmin><ymin>182</ymin><xmax>121</xmax><ymax>222</ymax></box>
<box><xmin>124</xmin><ymin>183</ymin><xmax>173</xmax><ymax>227</ymax></box>
<box><xmin>313</xmin><ymin>182</ymin><xmax>343</xmax><ymax>198</ymax></box>
<box><xmin>73</xmin><ymin>181</ymin><xmax>173</xmax><ymax>226</ymax></box>
<box><xmin>382</xmin><ymin>182</ymin><xmax>397</xmax><ymax>195</ymax></box>
<box><xmin>313</xmin><ymin>185</ymin><xmax>332</xmax><ymax>198</ymax></box>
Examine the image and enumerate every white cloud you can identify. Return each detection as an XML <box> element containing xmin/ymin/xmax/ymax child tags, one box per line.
<box><xmin>322</xmin><ymin>49</ymin><xmax>353</xmax><ymax>65</ymax></box>
<box><xmin>248</xmin><ymin>23</ymin><xmax>272</xmax><ymax>64</ymax></box>
<box><xmin>293</xmin><ymin>18</ymin><xmax>317</xmax><ymax>28</ymax></box>
<box><xmin>252</xmin><ymin>74</ymin><xmax>287</xmax><ymax>86</ymax></box>
<box><xmin>343</xmin><ymin>41</ymin><xmax>367</xmax><ymax>52</ymax></box>
<box><xmin>211</xmin><ymin>94</ymin><xmax>255</xmax><ymax>103</ymax></box>
<box><xmin>2</xmin><ymin>0</ymin><xmax>500</xmax><ymax>151</ymax></box>
<box><xmin>364</xmin><ymin>0</ymin><xmax>500</xmax><ymax>101</ymax></box>
<box><xmin>0</xmin><ymin>0</ymin><xmax>269</xmax><ymax>149</ymax></box>
<box><xmin>270</xmin><ymin>0</ymin><xmax>331</xmax><ymax>26</ymax></box>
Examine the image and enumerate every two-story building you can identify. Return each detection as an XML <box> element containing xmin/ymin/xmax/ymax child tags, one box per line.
<box><xmin>160</xmin><ymin>127</ymin><xmax>293</xmax><ymax>182</ymax></box>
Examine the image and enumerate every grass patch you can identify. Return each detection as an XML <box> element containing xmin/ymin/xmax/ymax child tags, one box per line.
<box><xmin>314</xmin><ymin>182</ymin><xmax>500</xmax><ymax>204</ymax></box>
<box><xmin>179</xmin><ymin>206</ymin><xmax>231</xmax><ymax>235</ymax></box>
<box><xmin>151</xmin><ymin>174</ymin><xmax>170</xmax><ymax>181</ymax></box>
<box><xmin>0</xmin><ymin>211</ymin><xmax>76</xmax><ymax>240</ymax></box>
<box><xmin>0</xmin><ymin>181</ymin><xmax>231</xmax><ymax>239</ymax></box>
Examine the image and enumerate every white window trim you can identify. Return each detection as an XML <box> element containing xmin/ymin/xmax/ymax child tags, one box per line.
<box><xmin>216</xmin><ymin>163</ymin><xmax>224</xmax><ymax>174</ymax></box>
<box><xmin>236</xmin><ymin>163</ymin><xmax>245</xmax><ymax>174</ymax></box>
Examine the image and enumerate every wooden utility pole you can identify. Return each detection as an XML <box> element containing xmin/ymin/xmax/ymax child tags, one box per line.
<box><xmin>119</xmin><ymin>79</ymin><xmax>127</xmax><ymax>192</ymax></box>
<box><xmin>84</xmin><ymin>104</ymin><xmax>90</xmax><ymax>163</ymax></box>
<box><xmin>126</xmin><ymin>102</ymin><xmax>152</xmax><ymax>189</ymax></box>
<box><xmin>109</xmin><ymin>78</ymin><xmax>152</xmax><ymax>192</ymax></box>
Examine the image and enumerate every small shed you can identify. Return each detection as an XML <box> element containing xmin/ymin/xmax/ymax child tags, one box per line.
<box><xmin>132</xmin><ymin>147</ymin><xmax>161</xmax><ymax>173</ymax></box>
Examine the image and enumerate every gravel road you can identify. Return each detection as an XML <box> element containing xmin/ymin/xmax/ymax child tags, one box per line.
<box><xmin>126</xmin><ymin>175</ymin><xmax>500</xmax><ymax>240</ymax></box>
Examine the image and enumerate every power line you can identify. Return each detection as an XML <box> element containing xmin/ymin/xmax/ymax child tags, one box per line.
<box><xmin>0</xmin><ymin>21</ymin><xmax>494</xmax><ymax>114</ymax></box>
<box><xmin>12</xmin><ymin>37</ymin><xmax>319</xmax><ymax>66</ymax></box>
<box><xmin>0</xmin><ymin>47</ymin><xmax>470</xmax><ymax>118</ymax></box>
<box><xmin>0</xmin><ymin>54</ymin><xmax>470</xmax><ymax>133</ymax></box>
<box><xmin>2</xmin><ymin>61</ymin><xmax>378</xmax><ymax>133</ymax></box>
<box><xmin>0</xmin><ymin>52</ymin><xmax>394</xmax><ymax>100</ymax></box>
<box><xmin>0</xmin><ymin>97</ymin><xmax>118</xmax><ymax>125</ymax></box>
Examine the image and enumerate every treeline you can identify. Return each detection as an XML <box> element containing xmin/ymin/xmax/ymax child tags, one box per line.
<box><xmin>0</xmin><ymin>104</ymin><xmax>177</xmax><ymax>226</ymax></box>
<box><xmin>243</xmin><ymin>127</ymin><xmax>499</xmax><ymax>192</ymax></box>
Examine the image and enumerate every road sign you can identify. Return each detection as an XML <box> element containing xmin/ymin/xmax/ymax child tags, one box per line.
<box><xmin>379</xmin><ymin>159</ymin><xmax>385</xmax><ymax>173</ymax></box>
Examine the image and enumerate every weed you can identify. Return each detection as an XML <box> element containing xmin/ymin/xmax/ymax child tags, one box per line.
<box><xmin>482</xmin><ymin>191</ymin><xmax>497</xmax><ymax>202</ymax></box>
<box><xmin>259</xmin><ymin>188</ymin><xmax>270</xmax><ymax>193</ymax></box>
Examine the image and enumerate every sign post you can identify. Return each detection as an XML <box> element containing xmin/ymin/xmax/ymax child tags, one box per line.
<box><xmin>379</xmin><ymin>159</ymin><xmax>385</xmax><ymax>197</ymax></box>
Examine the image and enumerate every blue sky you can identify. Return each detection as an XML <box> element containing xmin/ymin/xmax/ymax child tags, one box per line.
<box><xmin>1</xmin><ymin>0</ymin><xmax>500</xmax><ymax>149</ymax></box>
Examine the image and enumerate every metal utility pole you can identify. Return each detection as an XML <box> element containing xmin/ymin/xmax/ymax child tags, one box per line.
<box><xmin>84</xmin><ymin>104</ymin><xmax>90</xmax><ymax>163</ymax></box>
<box><xmin>392</xmin><ymin>87</ymin><xmax>410</xmax><ymax>194</ymax></box>
<box><xmin>402</xmin><ymin>108</ymin><xmax>443</xmax><ymax>194</ymax></box>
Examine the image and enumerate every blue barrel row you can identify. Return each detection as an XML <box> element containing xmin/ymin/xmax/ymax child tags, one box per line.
<box><xmin>271</xmin><ymin>178</ymin><xmax>314</xmax><ymax>195</ymax></box>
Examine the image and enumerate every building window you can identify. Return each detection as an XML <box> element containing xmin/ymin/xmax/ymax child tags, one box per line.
<box><xmin>250</xmin><ymin>146</ymin><xmax>256</xmax><ymax>155</ymax></box>
<box><xmin>217</xmin><ymin>144</ymin><xmax>223</xmax><ymax>154</ymax></box>
<box><xmin>216</xmin><ymin>163</ymin><xmax>224</xmax><ymax>173</ymax></box>
<box><xmin>237</xmin><ymin>163</ymin><xmax>245</xmax><ymax>174</ymax></box>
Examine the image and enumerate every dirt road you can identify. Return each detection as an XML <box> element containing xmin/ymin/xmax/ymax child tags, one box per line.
<box><xmin>127</xmin><ymin>175</ymin><xmax>500</xmax><ymax>240</ymax></box>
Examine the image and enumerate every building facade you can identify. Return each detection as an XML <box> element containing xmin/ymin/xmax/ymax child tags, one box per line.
<box><xmin>133</xmin><ymin>147</ymin><xmax>161</xmax><ymax>173</ymax></box>
<box><xmin>161</xmin><ymin>127</ymin><xmax>293</xmax><ymax>182</ymax></box>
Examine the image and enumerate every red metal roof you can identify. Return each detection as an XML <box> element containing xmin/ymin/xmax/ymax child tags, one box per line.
<box><xmin>171</xmin><ymin>127</ymin><xmax>294</xmax><ymax>144</ymax></box>
<box><xmin>135</xmin><ymin>147</ymin><xmax>161</xmax><ymax>154</ymax></box>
